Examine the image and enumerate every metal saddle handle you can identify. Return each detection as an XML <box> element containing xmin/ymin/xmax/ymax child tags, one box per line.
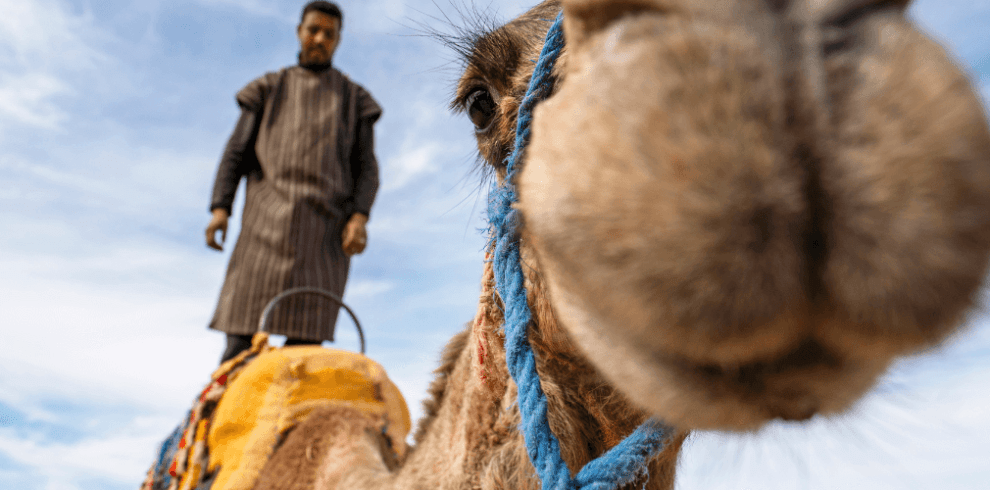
<box><xmin>257</xmin><ymin>287</ymin><xmax>366</xmax><ymax>354</ymax></box>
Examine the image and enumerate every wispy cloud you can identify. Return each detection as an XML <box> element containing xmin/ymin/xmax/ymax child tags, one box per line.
<box><xmin>0</xmin><ymin>1</ymin><xmax>110</xmax><ymax>71</ymax></box>
<box><xmin>378</xmin><ymin>87</ymin><xmax>474</xmax><ymax>192</ymax></box>
<box><xmin>0</xmin><ymin>0</ymin><xmax>115</xmax><ymax>130</ymax></box>
<box><xmin>0</xmin><ymin>73</ymin><xmax>70</xmax><ymax>129</ymax></box>
<box><xmin>192</xmin><ymin>0</ymin><xmax>291</xmax><ymax>21</ymax></box>
<box><xmin>345</xmin><ymin>279</ymin><xmax>397</xmax><ymax>299</ymax></box>
<box><xmin>0</xmin><ymin>420</ymin><xmax>171</xmax><ymax>490</ymax></box>
<box><xmin>383</xmin><ymin>141</ymin><xmax>445</xmax><ymax>191</ymax></box>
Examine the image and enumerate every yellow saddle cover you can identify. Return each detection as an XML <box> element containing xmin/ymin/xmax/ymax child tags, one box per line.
<box><xmin>206</xmin><ymin>344</ymin><xmax>411</xmax><ymax>490</ymax></box>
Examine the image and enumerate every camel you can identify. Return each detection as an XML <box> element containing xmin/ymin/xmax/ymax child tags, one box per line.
<box><xmin>252</xmin><ymin>1</ymin><xmax>990</xmax><ymax>489</ymax></box>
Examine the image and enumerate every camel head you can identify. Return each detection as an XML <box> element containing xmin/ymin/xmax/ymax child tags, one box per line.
<box><xmin>455</xmin><ymin>0</ymin><xmax>990</xmax><ymax>431</ymax></box>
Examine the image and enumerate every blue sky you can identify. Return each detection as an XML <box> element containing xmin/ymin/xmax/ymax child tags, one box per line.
<box><xmin>0</xmin><ymin>1</ymin><xmax>987</xmax><ymax>489</ymax></box>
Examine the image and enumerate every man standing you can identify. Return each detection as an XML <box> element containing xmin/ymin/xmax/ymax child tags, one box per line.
<box><xmin>205</xmin><ymin>1</ymin><xmax>381</xmax><ymax>363</ymax></box>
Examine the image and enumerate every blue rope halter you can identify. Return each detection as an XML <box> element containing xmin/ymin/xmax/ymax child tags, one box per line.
<box><xmin>488</xmin><ymin>12</ymin><xmax>671</xmax><ymax>490</ymax></box>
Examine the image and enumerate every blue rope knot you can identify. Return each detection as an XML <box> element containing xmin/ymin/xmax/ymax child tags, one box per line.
<box><xmin>487</xmin><ymin>11</ymin><xmax>672</xmax><ymax>490</ymax></box>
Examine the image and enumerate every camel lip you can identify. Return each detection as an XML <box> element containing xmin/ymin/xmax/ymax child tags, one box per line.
<box><xmin>668</xmin><ymin>339</ymin><xmax>840</xmax><ymax>421</ymax></box>
<box><xmin>673</xmin><ymin>339</ymin><xmax>839</xmax><ymax>379</ymax></box>
<box><xmin>769</xmin><ymin>397</ymin><xmax>819</xmax><ymax>422</ymax></box>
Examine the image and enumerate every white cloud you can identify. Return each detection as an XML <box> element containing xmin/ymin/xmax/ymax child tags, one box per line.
<box><xmin>0</xmin><ymin>263</ymin><xmax>223</xmax><ymax>409</ymax></box>
<box><xmin>383</xmin><ymin>142</ymin><xmax>445</xmax><ymax>191</ymax></box>
<box><xmin>193</xmin><ymin>0</ymin><xmax>290</xmax><ymax>21</ymax></box>
<box><xmin>0</xmin><ymin>127</ymin><xmax>218</xmax><ymax>238</ymax></box>
<box><xmin>345</xmin><ymin>279</ymin><xmax>397</xmax><ymax>299</ymax></box>
<box><xmin>0</xmin><ymin>247</ymin><xmax>225</xmax><ymax>488</ymax></box>
<box><xmin>0</xmin><ymin>153</ymin><xmax>120</xmax><ymax>204</ymax></box>
<box><xmin>0</xmin><ymin>0</ymin><xmax>114</xmax><ymax>130</ymax></box>
<box><xmin>0</xmin><ymin>73</ymin><xmax>70</xmax><ymax>129</ymax></box>
<box><xmin>0</xmin><ymin>0</ymin><xmax>109</xmax><ymax>70</ymax></box>
<box><xmin>379</xmin><ymin>93</ymin><xmax>469</xmax><ymax>192</ymax></box>
<box><xmin>0</xmin><ymin>419</ymin><xmax>172</xmax><ymax>488</ymax></box>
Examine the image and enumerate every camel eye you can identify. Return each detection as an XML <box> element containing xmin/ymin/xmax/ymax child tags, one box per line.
<box><xmin>466</xmin><ymin>88</ymin><xmax>498</xmax><ymax>132</ymax></box>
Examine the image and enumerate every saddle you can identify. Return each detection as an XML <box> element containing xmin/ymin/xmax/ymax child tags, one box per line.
<box><xmin>140</xmin><ymin>332</ymin><xmax>410</xmax><ymax>490</ymax></box>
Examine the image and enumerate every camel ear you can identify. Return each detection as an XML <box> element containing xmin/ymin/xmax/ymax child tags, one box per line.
<box><xmin>562</xmin><ymin>0</ymin><xmax>669</xmax><ymax>49</ymax></box>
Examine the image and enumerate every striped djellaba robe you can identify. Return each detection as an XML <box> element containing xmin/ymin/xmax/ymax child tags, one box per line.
<box><xmin>208</xmin><ymin>65</ymin><xmax>381</xmax><ymax>342</ymax></box>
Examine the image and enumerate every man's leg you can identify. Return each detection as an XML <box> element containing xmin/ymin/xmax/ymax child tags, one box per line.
<box><xmin>220</xmin><ymin>333</ymin><xmax>254</xmax><ymax>364</ymax></box>
<box><xmin>283</xmin><ymin>338</ymin><xmax>322</xmax><ymax>347</ymax></box>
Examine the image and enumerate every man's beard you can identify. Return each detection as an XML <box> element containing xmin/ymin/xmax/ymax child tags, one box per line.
<box><xmin>300</xmin><ymin>46</ymin><xmax>330</xmax><ymax>66</ymax></box>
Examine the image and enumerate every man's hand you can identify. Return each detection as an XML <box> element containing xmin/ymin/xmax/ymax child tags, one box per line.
<box><xmin>342</xmin><ymin>213</ymin><xmax>369</xmax><ymax>256</ymax></box>
<box><xmin>206</xmin><ymin>208</ymin><xmax>230</xmax><ymax>251</ymax></box>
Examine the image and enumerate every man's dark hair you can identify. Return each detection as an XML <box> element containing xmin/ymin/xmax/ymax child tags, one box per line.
<box><xmin>301</xmin><ymin>1</ymin><xmax>343</xmax><ymax>28</ymax></box>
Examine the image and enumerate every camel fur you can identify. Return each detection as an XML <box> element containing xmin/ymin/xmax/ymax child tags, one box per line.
<box><xmin>252</xmin><ymin>0</ymin><xmax>990</xmax><ymax>488</ymax></box>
